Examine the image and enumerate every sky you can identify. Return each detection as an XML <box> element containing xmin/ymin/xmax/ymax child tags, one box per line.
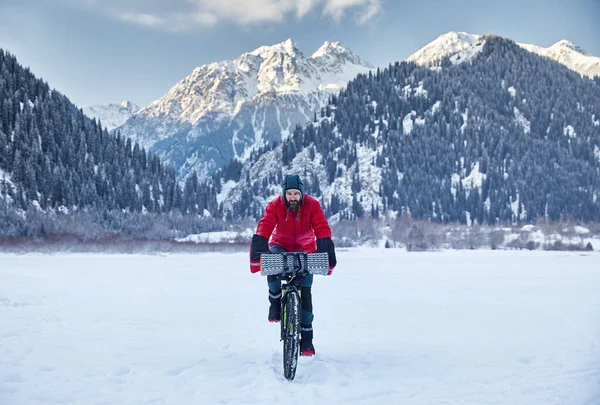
<box><xmin>1</xmin><ymin>0</ymin><xmax>599</xmax><ymax>108</ymax></box>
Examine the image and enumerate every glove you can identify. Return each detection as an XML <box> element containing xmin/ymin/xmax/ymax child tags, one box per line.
<box><xmin>316</xmin><ymin>237</ymin><xmax>336</xmax><ymax>274</ymax></box>
<box><xmin>249</xmin><ymin>234</ymin><xmax>269</xmax><ymax>273</ymax></box>
<box><xmin>250</xmin><ymin>234</ymin><xmax>269</xmax><ymax>261</ymax></box>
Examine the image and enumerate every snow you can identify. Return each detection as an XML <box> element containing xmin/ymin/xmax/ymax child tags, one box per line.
<box><xmin>564</xmin><ymin>125</ymin><xmax>577</xmax><ymax>138</ymax></box>
<box><xmin>519</xmin><ymin>40</ymin><xmax>600</xmax><ymax>78</ymax></box>
<box><xmin>406</xmin><ymin>31</ymin><xmax>481</xmax><ymax>66</ymax></box>
<box><xmin>0</xmin><ymin>168</ymin><xmax>13</xmax><ymax>186</ymax></box>
<box><xmin>514</xmin><ymin>107</ymin><xmax>531</xmax><ymax>134</ymax></box>
<box><xmin>529</xmin><ymin>229</ymin><xmax>546</xmax><ymax>244</ymax></box>
<box><xmin>450</xmin><ymin>163</ymin><xmax>485</xmax><ymax>200</ymax></box>
<box><xmin>511</xmin><ymin>193</ymin><xmax>526</xmax><ymax>220</ymax></box>
<box><xmin>574</xmin><ymin>226</ymin><xmax>590</xmax><ymax>235</ymax></box>
<box><xmin>81</xmin><ymin>101</ymin><xmax>140</xmax><ymax>131</ymax></box>
<box><xmin>460</xmin><ymin>109</ymin><xmax>468</xmax><ymax>133</ymax></box>
<box><xmin>402</xmin><ymin>111</ymin><xmax>415</xmax><ymax>135</ymax></box>
<box><xmin>1</xmin><ymin>250</ymin><xmax>600</xmax><ymax>405</ymax></box>
<box><xmin>57</xmin><ymin>205</ymin><xmax>69</xmax><ymax>215</ymax></box>
<box><xmin>595</xmin><ymin>145</ymin><xmax>600</xmax><ymax>162</ymax></box>
<box><xmin>448</xmin><ymin>38</ymin><xmax>486</xmax><ymax>65</ymax></box>
<box><xmin>401</xmin><ymin>110</ymin><xmax>424</xmax><ymax>135</ymax></box>
<box><xmin>461</xmin><ymin>162</ymin><xmax>485</xmax><ymax>194</ymax></box>
<box><xmin>217</xmin><ymin>180</ymin><xmax>238</xmax><ymax>205</ymax></box>
<box><xmin>250</xmin><ymin>38</ymin><xmax>298</xmax><ymax>58</ymax></box>
<box><xmin>593</xmin><ymin>114</ymin><xmax>600</xmax><ymax>127</ymax></box>
<box><xmin>177</xmin><ymin>229</ymin><xmax>253</xmax><ymax>243</ymax></box>
<box><xmin>118</xmin><ymin>39</ymin><xmax>372</xmax><ymax>172</ymax></box>
<box><xmin>356</xmin><ymin>145</ymin><xmax>383</xmax><ymax>213</ymax></box>
<box><xmin>407</xmin><ymin>31</ymin><xmax>600</xmax><ymax>79</ymax></box>
<box><xmin>508</xmin><ymin>86</ymin><xmax>516</xmax><ymax>97</ymax></box>
<box><xmin>414</xmin><ymin>81</ymin><xmax>428</xmax><ymax>97</ymax></box>
<box><xmin>451</xmin><ymin>173</ymin><xmax>461</xmax><ymax>198</ymax></box>
<box><xmin>138</xmin><ymin>39</ymin><xmax>372</xmax><ymax>127</ymax></box>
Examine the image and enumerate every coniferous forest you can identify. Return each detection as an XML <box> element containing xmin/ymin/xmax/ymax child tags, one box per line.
<box><xmin>1</xmin><ymin>36</ymin><xmax>600</xmax><ymax>246</ymax></box>
<box><xmin>0</xmin><ymin>50</ymin><xmax>219</xmax><ymax>240</ymax></box>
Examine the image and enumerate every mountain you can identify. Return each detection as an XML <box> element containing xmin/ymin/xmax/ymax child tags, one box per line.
<box><xmin>81</xmin><ymin>101</ymin><xmax>140</xmax><ymax>131</ymax></box>
<box><xmin>519</xmin><ymin>40</ymin><xmax>600</xmax><ymax>78</ymax></box>
<box><xmin>0</xmin><ymin>49</ymin><xmax>217</xmax><ymax>237</ymax></box>
<box><xmin>405</xmin><ymin>31</ymin><xmax>482</xmax><ymax>67</ymax></box>
<box><xmin>116</xmin><ymin>39</ymin><xmax>373</xmax><ymax>180</ymax></box>
<box><xmin>407</xmin><ymin>31</ymin><xmax>600</xmax><ymax>78</ymax></box>
<box><xmin>211</xmin><ymin>35</ymin><xmax>600</xmax><ymax>224</ymax></box>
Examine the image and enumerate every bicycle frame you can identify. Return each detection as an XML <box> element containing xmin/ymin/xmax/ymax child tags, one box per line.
<box><xmin>260</xmin><ymin>251</ymin><xmax>328</xmax><ymax>380</ymax></box>
<box><xmin>278</xmin><ymin>270</ymin><xmax>306</xmax><ymax>341</ymax></box>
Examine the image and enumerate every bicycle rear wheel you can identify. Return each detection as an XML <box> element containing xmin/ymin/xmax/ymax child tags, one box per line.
<box><xmin>282</xmin><ymin>290</ymin><xmax>301</xmax><ymax>380</ymax></box>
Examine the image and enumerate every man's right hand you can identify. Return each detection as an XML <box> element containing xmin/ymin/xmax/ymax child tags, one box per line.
<box><xmin>250</xmin><ymin>234</ymin><xmax>269</xmax><ymax>273</ymax></box>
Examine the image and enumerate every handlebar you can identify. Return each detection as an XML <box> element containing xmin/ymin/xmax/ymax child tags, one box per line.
<box><xmin>260</xmin><ymin>251</ymin><xmax>330</xmax><ymax>277</ymax></box>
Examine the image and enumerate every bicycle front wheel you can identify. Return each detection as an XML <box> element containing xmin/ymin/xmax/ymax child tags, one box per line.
<box><xmin>282</xmin><ymin>290</ymin><xmax>301</xmax><ymax>381</ymax></box>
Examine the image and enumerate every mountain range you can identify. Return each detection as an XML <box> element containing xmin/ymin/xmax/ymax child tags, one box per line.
<box><xmin>407</xmin><ymin>31</ymin><xmax>600</xmax><ymax>78</ymax></box>
<box><xmin>82</xmin><ymin>32</ymin><xmax>600</xmax><ymax>185</ymax></box>
<box><xmin>211</xmin><ymin>35</ymin><xmax>600</xmax><ymax>224</ymax></box>
<box><xmin>4</xmin><ymin>30</ymin><xmax>599</xmax><ymax>239</ymax></box>
<box><xmin>113</xmin><ymin>39</ymin><xmax>373</xmax><ymax>180</ymax></box>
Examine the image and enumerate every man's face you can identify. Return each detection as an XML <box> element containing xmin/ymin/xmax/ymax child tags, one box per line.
<box><xmin>285</xmin><ymin>189</ymin><xmax>301</xmax><ymax>210</ymax></box>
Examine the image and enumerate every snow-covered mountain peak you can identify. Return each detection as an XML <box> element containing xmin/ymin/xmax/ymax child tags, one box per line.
<box><xmin>406</xmin><ymin>31</ymin><xmax>482</xmax><ymax>66</ymax></box>
<box><xmin>249</xmin><ymin>38</ymin><xmax>302</xmax><ymax>58</ymax></box>
<box><xmin>311</xmin><ymin>41</ymin><xmax>343</xmax><ymax>58</ymax></box>
<box><xmin>406</xmin><ymin>31</ymin><xmax>600</xmax><ymax>78</ymax></box>
<box><xmin>550</xmin><ymin>40</ymin><xmax>589</xmax><ymax>55</ymax></box>
<box><xmin>119</xmin><ymin>100</ymin><xmax>136</xmax><ymax>109</ymax></box>
<box><xmin>116</xmin><ymin>39</ymin><xmax>374</xmax><ymax>177</ymax></box>
<box><xmin>310</xmin><ymin>40</ymin><xmax>371</xmax><ymax>68</ymax></box>
<box><xmin>132</xmin><ymin>39</ymin><xmax>372</xmax><ymax>126</ymax></box>
<box><xmin>519</xmin><ymin>39</ymin><xmax>600</xmax><ymax>78</ymax></box>
<box><xmin>81</xmin><ymin>101</ymin><xmax>140</xmax><ymax>131</ymax></box>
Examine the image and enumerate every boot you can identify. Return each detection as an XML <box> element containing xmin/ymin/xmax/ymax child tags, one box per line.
<box><xmin>268</xmin><ymin>289</ymin><xmax>281</xmax><ymax>323</ymax></box>
<box><xmin>300</xmin><ymin>324</ymin><xmax>315</xmax><ymax>356</ymax></box>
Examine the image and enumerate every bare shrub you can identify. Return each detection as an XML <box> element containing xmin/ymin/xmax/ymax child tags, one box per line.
<box><xmin>489</xmin><ymin>230</ymin><xmax>505</xmax><ymax>250</ymax></box>
<box><xmin>525</xmin><ymin>240</ymin><xmax>540</xmax><ymax>250</ymax></box>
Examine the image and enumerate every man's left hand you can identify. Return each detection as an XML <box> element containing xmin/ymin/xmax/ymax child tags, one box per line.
<box><xmin>316</xmin><ymin>237</ymin><xmax>337</xmax><ymax>273</ymax></box>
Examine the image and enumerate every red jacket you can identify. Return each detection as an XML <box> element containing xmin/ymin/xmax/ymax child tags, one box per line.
<box><xmin>250</xmin><ymin>194</ymin><xmax>332</xmax><ymax>273</ymax></box>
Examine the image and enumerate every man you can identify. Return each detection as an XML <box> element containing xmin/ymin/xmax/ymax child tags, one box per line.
<box><xmin>249</xmin><ymin>174</ymin><xmax>337</xmax><ymax>357</ymax></box>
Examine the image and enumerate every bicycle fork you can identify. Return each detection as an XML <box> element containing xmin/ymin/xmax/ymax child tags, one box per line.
<box><xmin>280</xmin><ymin>285</ymin><xmax>299</xmax><ymax>341</ymax></box>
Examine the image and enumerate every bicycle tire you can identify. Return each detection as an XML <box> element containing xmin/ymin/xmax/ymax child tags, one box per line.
<box><xmin>282</xmin><ymin>290</ymin><xmax>301</xmax><ymax>381</ymax></box>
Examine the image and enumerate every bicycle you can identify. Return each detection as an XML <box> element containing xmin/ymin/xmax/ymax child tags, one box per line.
<box><xmin>260</xmin><ymin>251</ymin><xmax>330</xmax><ymax>381</ymax></box>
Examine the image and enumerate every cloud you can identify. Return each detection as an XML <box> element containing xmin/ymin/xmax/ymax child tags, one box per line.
<box><xmin>118</xmin><ymin>12</ymin><xmax>165</xmax><ymax>28</ymax></box>
<box><xmin>76</xmin><ymin>0</ymin><xmax>381</xmax><ymax>31</ymax></box>
<box><xmin>323</xmin><ymin>0</ymin><xmax>381</xmax><ymax>24</ymax></box>
<box><xmin>116</xmin><ymin>10</ymin><xmax>218</xmax><ymax>31</ymax></box>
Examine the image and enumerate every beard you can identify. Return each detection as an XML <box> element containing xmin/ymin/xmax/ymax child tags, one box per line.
<box><xmin>287</xmin><ymin>200</ymin><xmax>299</xmax><ymax>210</ymax></box>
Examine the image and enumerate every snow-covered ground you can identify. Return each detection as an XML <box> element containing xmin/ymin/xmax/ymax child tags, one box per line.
<box><xmin>1</xmin><ymin>250</ymin><xmax>600</xmax><ymax>405</ymax></box>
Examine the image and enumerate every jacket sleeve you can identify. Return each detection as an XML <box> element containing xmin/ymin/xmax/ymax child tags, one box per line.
<box><xmin>256</xmin><ymin>199</ymin><xmax>278</xmax><ymax>238</ymax></box>
<box><xmin>249</xmin><ymin>200</ymin><xmax>278</xmax><ymax>273</ymax></box>
<box><xmin>311</xmin><ymin>199</ymin><xmax>332</xmax><ymax>239</ymax></box>
<box><xmin>312</xmin><ymin>199</ymin><xmax>335</xmax><ymax>273</ymax></box>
